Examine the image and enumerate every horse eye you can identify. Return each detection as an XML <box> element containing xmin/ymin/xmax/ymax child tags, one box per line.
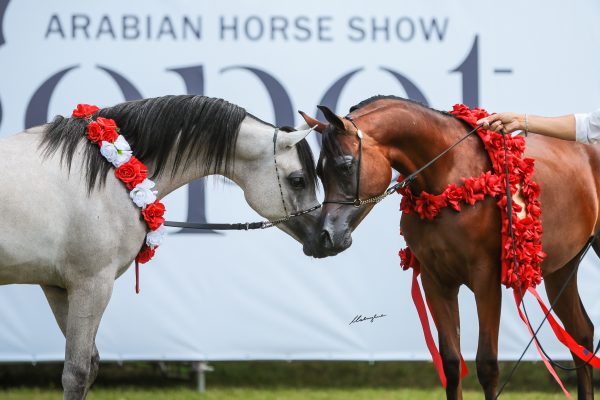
<box><xmin>288</xmin><ymin>172</ymin><xmax>306</xmax><ymax>189</ymax></box>
<box><xmin>335</xmin><ymin>156</ymin><xmax>354</xmax><ymax>175</ymax></box>
<box><xmin>340</xmin><ymin>161</ymin><xmax>353</xmax><ymax>175</ymax></box>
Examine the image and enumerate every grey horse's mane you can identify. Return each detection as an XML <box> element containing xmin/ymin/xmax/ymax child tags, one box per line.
<box><xmin>40</xmin><ymin>95</ymin><xmax>316</xmax><ymax>192</ymax></box>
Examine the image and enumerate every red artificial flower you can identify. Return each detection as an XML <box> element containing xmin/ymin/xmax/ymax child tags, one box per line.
<box><xmin>142</xmin><ymin>200</ymin><xmax>166</xmax><ymax>230</ymax></box>
<box><xmin>414</xmin><ymin>192</ymin><xmax>447</xmax><ymax>220</ymax></box>
<box><xmin>461</xmin><ymin>176</ymin><xmax>486</xmax><ymax>205</ymax></box>
<box><xmin>87</xmin><ymin>121</ymin><xmax>103</xmax><ymax>143</ymax></box>
<box><xmin>398</xmin><ymin>248</ymin><xmax>412</xmax><ymax>271</ymax></box>
<box><xmin>72</xmin><ymin>103</ymin><xmax>100</xmax><ymax>118</ymax></box>
<box><xmin>443</xmin><ymin>184</ymin><xmax>464</xmax><ymax>212</ymax></box>
<box><xmin>398</xmin><ymin>246</ymin><xmax>421</xmax><ymax>273</ymax></box>
<box><xmin>96</xmin><ymin>117</ymin><xmax>119</xmax><ymax>142</ymax></box>
<box><xmin>136</xmin><ymin>245</ymin><xmax>156</xmax><ymax>264</ymax></box>
<box><xmin>481</xmin><ymin>171</ymin><xmax>503</xmax><ymax>196</ymax></box>
<box><xmin>115</xmin><ymin>157</ymin><xmax>148</xmax><ymax>189</ymax></box>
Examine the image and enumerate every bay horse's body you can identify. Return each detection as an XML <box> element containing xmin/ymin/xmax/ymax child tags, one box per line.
<box><xmin>0</xmin><ymin>95</ymin><xmax>320</xmax><ymax>399</ymax></box>
<box><xmin>302</xmin><ymin>96</ymin><xmax>600</xmax><ymax>399</ymax></box>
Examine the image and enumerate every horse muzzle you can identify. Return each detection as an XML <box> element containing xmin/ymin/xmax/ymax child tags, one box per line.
<box><xmin>311</xmin><ymin>211</ymin><xmax>354</xmax><ymax>258</ymax></box>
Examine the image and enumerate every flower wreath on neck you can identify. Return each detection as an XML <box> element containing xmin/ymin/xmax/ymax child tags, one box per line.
<box><xmin>72</xmin><ymin>103</ymin><xmax>166</xmax><ymax>293</ymax></box>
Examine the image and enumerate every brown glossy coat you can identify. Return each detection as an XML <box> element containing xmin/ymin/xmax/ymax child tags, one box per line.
<box><xmin>303</xmin><ymin>98</ymin><xmax>600</xmax><ymax>400</ymax></box>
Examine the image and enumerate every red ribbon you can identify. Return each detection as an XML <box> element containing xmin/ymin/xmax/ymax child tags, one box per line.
<box><xmin>513</xmin><ymin>289</ymin><xmax>571</xmax><ymax>398</ymax></box>
<box><xmin>411</xmin><ymin>268</ymin><xmax>468</xmax><ymax>387</ymax></box>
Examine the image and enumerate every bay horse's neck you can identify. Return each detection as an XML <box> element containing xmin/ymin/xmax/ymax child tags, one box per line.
<box><xmin>365</xmin><ymin>102</ymin><xmax>489</xmax><ymax>194</ymax></box>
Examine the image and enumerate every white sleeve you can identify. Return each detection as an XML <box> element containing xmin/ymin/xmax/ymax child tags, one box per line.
<box><xmin>575</xmin><ymin>109</ymin><xmax>600</xmax><ymax>144</ymax></box>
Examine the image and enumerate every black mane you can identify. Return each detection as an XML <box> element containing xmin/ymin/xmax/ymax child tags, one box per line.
<box><xmin>349</xmin><ymin>95</ymin><xmax>451</xmax><ymax>118</ymax></box>
<box><xmin>40</xmin><ymin>95</ymin><xmax>317</xmax><ymax>192</ymax></box>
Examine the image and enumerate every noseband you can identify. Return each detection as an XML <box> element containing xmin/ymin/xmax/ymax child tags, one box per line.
<box><xmin>164</xmin><ymin>128</ymin><xmax>321</xmax><ymax>230</ymax></box>
<box><xmin>322</xmin><ymin>115</ymin><xmax>481</xmax><ymax>208</ymax></box>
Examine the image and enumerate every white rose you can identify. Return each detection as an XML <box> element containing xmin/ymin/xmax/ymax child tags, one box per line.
<box><xmin>111</xmin><ymin>135</ymin><xmax>132</xmax><ymax>167</ymax></box>
<box><xmin>129</xmin><ymin>179</ymin><xmax>157</xmax><ymax>207</ymax></box>
<box><xmin>99</xmin><ymin>141</ymin><xmax>118</xmax><ymax>164</ymax></box>
<box><xmin>146</xmin><ymin>225</ymin><xmax>166</xmax><ymax>248</ymax></box>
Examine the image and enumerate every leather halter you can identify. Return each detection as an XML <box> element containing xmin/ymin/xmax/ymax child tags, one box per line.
<box><xmin>322</xmin><ymin>115</ymin><xmax>365</xmax><ymax>207</ymax></box>
<box><xmin>164</xmin><ymin>128</ymin><xmax>321</xmax><ymax>230</ymax></box>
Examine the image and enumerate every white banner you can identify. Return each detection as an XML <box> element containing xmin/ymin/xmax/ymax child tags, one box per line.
<box><xmin>0</xmin><ymin>0</ymin><xmax>599</xmax><ymax>362</ymax></box>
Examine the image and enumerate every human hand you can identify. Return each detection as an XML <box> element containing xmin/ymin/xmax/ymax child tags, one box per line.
<box><xmin>477</xmin><ymin>112</ymin><xmax>525</xmax><ymax>134</ymax></box>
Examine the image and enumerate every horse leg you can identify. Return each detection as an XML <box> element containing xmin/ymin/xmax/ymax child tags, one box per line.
<box><xmin>42</xmin><ymin>286</ymin><xmax>101</xmax><ymax>394</ymax></box>
<box><xmin>471</xmin><ymin>264</ymin><xmax>502</xmax><ymax>399</ymax></box>
<box><xmin>544</xmin><ymin>259</ymin><xmax>594</xmax><ymax>400</ymax></box>
<box><xmin>61</xmin><ymin>280</ymin><xmax>113</xmax><ymax>400</ymax></box>
<box><xmin>421</xmin><ymin>273</ymin><xmax>463</xmax><ymax>400</ymax></box>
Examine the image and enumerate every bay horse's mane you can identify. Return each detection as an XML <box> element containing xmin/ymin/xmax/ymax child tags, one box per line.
<box><xmin>322</xmin><ymin>95</ymin><xmax>453</xmax><ymax>160</ymax></box>
<box><xmin>349</xmin><ymin>95</ymin><xmax>452</xmax><ymax>118</ymax></box>
<box><xmin>40</xmin><ymin>95</ymin><xmax>316</xmax><ymax>193</ymax></box>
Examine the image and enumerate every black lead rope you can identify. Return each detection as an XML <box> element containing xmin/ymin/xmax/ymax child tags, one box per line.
<box><xmin>495</xmin><ymin>133</ymin><xmax>600</xmax><ymax>398</ymax></box>
<box><xmin>164</xmin><ymin>128</ymin><xmax>321</xmax><ymax>231</ymax></box>
<box><xmin>163</xmin><ymin>220</ymin><xmax>268</xmax><ymax>230</ymax></box>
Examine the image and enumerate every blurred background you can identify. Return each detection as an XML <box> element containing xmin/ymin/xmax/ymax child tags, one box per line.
<box><xmin>0</xmin><ymin>0</ymin><xmax>599</xmax><ymax>398</ymax></box>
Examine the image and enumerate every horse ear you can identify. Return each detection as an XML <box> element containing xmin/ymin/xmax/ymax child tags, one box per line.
<box><xmin>277</xmin><ymin>127</ymin><xmax>313</xmax><ymax>150</ymax></box>
<box><xmin>317</xmin><ymin>105</ymin><xmax>345</xmax><ymax>132</ymax></box>
<box><xmin>298</xmin><ymin>110</ymin><xmax>326</xmax><ymax>133</ymax></box>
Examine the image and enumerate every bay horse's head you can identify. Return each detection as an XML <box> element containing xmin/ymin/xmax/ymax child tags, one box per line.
<box><xmin>300</xmin><ymin>105</ymin><xmax>393</xmax><ymax>258</ymax></box>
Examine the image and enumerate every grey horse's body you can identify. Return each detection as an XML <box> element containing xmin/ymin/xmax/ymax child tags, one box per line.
<box><xmin>0</xmin><ymin>96</ymin><xmax>319</xmax><ymax>399</ymax></box>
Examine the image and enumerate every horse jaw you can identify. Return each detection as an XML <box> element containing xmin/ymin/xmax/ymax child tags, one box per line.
<box><xmin>228</xmin><ymin>117</ymin><xmax>321</xmax><ymax>253</ymax></box>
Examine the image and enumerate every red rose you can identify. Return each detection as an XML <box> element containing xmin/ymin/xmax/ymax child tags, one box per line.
<box><xmin>96</xmin><ymin>117</ymin><xmax>119</xmax><ymax>142</ymax></box>
<box><xmin>102</xmin><ymin>127</ymin><xmax>119</xmax><ymax>143</ymax></box>
<box><xmin>136</xmin><ymin>245</ymin><xmax>156</xmax><ymax>264</ymax></box>
<box><xmin>96</xmin><ymin>117</ymin><xmax>116</xmax><ymax>130</ymax></box>
<box><xmin>72</xmin><ymin>104</ymin><xmax>99</xmax><ymax>118</ymax></box>
<box><xmin>142</xmin><ymin>200</ymin><xmax>166</xmax><ymax>230</ymax></box>
<box><xmin>114</xmin><ymin>157</ymin><xmax>148</xmax><ymax>189</ymax></box>
<box><xmin>87</xmin><ymin>121</ymin><xmax>103</xmax><ymax>143</ymax></box>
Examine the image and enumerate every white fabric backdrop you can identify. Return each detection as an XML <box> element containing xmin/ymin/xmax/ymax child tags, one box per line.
<box><xmin>0</xmin><ymin>0</ymin><xmax>599</xmax><ymax>362</ymax></box>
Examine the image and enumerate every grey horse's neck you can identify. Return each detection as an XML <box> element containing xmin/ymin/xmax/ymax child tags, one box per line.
<box><xmin>152</xmin><ymin>116</ymin><xmax>274</xmax><ymax>197</ymax></box>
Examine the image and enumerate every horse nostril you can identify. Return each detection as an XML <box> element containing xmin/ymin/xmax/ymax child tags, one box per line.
<box><xmin>320</xmin><ymin>230</ymin><xmax>333</xmax><ymax>249</ymax></box>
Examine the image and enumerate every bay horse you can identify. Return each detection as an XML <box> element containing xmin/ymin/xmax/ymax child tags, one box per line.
<box><xmin>0</xmin><ymin>95</ymin><xmax>320</xmax><ymax>399</ymax></box>
<box><xmin>301</xmin><ymin>96</ymin><xmax>600</xmax><ymax>399</ymax></box>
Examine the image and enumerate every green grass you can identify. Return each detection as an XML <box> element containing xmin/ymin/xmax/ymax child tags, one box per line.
<box><xmin>0</xmin><ymin>361</ymin><xmax>590</xmax><ymax>399</ymax></box>
<box><xmin>0</xmin><ymin>388</ymin><xmax>579</xmax><ymax>400</ymax></box>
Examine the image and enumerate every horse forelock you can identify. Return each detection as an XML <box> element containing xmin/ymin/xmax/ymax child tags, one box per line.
<box><xmin>321</xmin><ymin>125</ymin><xmax>346</xmax><ymax>161</ymax></box>
<box><xmin>40</xmin><ymin>95</ymin><xmax>247</xmax><ymax>193</ymax></box>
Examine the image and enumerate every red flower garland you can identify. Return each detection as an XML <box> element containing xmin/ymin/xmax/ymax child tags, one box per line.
<box><xmin>398</xmin><ymin>104</ymin><xmax>545</xmax><ymax>292</ymax></box>
<box><xmin>70</xmin><ymin>104</ymin><xmax>166</xmax><ymax>270</ymax></box>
